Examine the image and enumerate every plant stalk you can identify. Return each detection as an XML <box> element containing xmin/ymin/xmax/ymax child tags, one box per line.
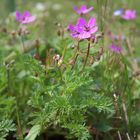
<box><xmin>71</xmin><ymin>41</ymin><xmax>80</xmax><ymax>69</ymax></box>
<box><xmin>82</xmin><ymin>41</ymin><xmax>91</xmax><ymax>71</ymax></box>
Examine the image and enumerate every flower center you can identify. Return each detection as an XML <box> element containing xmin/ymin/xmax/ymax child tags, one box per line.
<box><xmin>84</xmin><ymin>26</ymin><xmax>90</xmax><ymax>32</ymax></box>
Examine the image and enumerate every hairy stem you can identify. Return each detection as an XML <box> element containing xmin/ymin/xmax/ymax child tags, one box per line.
<box><xmin>82</xmin><ymin>41</ymin><xmax>91</xmax><ymax>71</ymax></box>
<box><xmin>71</xmin><ymin>41</ymin><xmax>80</xmax><ymax>69</ymax></box>
<box><xmin>16</xmin><ymin>103</ymin><xmax>23</xmax><ymax>140</ymax></box>
<box><xmin>21</xmin><ymin>35</ymin><xmax>25</xmax><ymax>51</ymax></box>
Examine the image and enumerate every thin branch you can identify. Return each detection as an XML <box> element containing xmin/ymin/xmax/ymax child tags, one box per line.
<box><xmin>125</xmin><ymin>37</ymin><xmax>139</xmax><ymax>73</ymax></box>
<box><xmin>126</xmin><ymin>132</ymin><xmax>131</xmax><ymax>140</ymax></box>
<box><xmin>117</xmin><ymin>131</ymin><xmax>122</xmax><ymax>140</ymax></box>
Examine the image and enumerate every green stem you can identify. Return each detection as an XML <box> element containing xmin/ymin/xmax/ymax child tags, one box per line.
<box><xmin>82</xmin><ymin>41</ymin><xmax>91</xmax><ymax>71</ymax></box>
<box><xmin>16</xmin><ymin>102</ymin><xmax>23</xmax><ymax>140</ymax></box>
<box><xmin>21</xmin><ymin>35</ymin><xmax>25</xmax><ymax>51</ymax></box>
<box><xmin>71</xmin><ymin>41</ymin><xmax>80</xmax><ymax>70</ymax></box>
<box><xmin>6</xmin><ymin>66</ymin><xmax>10</xmax><ymax>92</ymax></box>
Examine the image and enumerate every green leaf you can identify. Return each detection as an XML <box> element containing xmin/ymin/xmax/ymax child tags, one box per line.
<box><xmin>25</xmin><ymin>125</ymin><xmax>41</xmax><ymax>140</ymax></box>
<box><xmin>95</xmin><ymin>123</ymin><xmax>113</xmax><ymax>132</ymax></box>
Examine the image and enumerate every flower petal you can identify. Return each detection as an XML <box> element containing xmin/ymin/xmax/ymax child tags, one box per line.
<box><xmin>16</xmin><ymin>11</ymin><xmax>21</xmax><ymax>21</ymax></box>
<box><xmin>23</xmin><ymin>11</ymin><xmax>30</xmax><ymax>18</ymax></box>
<box><xmin>80</xmin><ymin>5</ymin><xmax>87</xmax><ymax>11</ymax></box>
<box><xmin>79</xmin><ymin>31</ymin><xmax>91</xmax><ymax>39</ymax></box>
<box><xmin>88</xmin><ymin>18</ymin><xmax>96</xmax><ymax>28</ymax></box>
<box><xmin>68</xmin><ymin>24</ymin><xmax>75</xmax><ymax>32</ymax></box>
<box><xmin>77</xmin><ymin>18</ymin><xmax>87</xmax><ymax>27</ymax></box>
<box><xmin>90</xmin><ymin>26</ymin><xmax>98</xmax><ymax>34</ymax></box>
<box><xmin>22</xmin><ymin>16</ymin><xmax>36</xmax><ymax>24</ymax></box>
<box><xmin>83</xmin><ymin>7</ymin><xmax>93</xmax><ymax>14</ymax></box>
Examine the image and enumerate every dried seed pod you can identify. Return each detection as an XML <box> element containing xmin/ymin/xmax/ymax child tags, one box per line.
<box><xmin>34</xmin><ymin>53</ymin><xmax>40</xmax><ymax>60</ymax></box>
<box><xmin>93</xmin><ymin>32</ymin><xmax>104</xmax><ymax>44</ymax></box>
<box><xmin>69</xmin><ymin>59</ymin><xmax>74</xmax><ymax>65</ymax></box>
<box><xmin>11</xmin><ymin>30</ymin><xmax>17</xmax><ymax>36</ymax></box>
<box><xmin>57</xmin><ymin>30</ymin><xmax>61</xmax><ymax>36</ymax></box>
<box><xmin>53</xmin><ymin>54</ymin><xmax>61</xmax><ymax>62</ymax></box>
<box><xmin>1</xmin><ymin>27</ymin><xmax>7</xmax><ymax>33</ymax></box>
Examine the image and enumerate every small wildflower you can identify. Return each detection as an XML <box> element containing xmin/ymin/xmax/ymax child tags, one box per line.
<box><xmin>109</xmin><ymin>44</ymin><xmax>122</xmax><ymax>54</ymax></box>
<box><xmin>109</xmin><ymin>33</ymin><xmax>126</xmax><ymax>41</ymax></box>
<box><xmin>122</xmin><ymin>9</ymin><xmax>136</xmax><ymax>20</ymax></box>
<box><xmin>113</xmin><ymin>9</ymin><xmax>123</xmax><ymax>16</ymax></box>
<box><xmin>74</xmin><ymin>5</ymin><xmax>93</xmax><ymax>15</ymax></box>
<box><xmin>16</xmin><ymin>11</ymin><xmax>36</xmax><ymax>24</ymax></box>
<box><xmin>68</xmin><ymin>18</ymin><xmax>98</xmax><ymax>40</ymax></box>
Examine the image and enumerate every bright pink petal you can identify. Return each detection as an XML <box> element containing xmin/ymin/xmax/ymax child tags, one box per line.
<box><xmin>16</xmin><ymin>11</ymin><xmax>21</xmax><ymax>21</ymax></box>
<box><xmin>68</xmin><ymin>24</ymin><xmax>75</xmax><ymax>32</ymax></box>
<box><xmin>23</xmin><ymin>11</ymin><xmax>30</xmax><ymax>17</ymax></box>
<box><xmin>79</xmin><ymin>31</ymin><xmax>91</xmax><ymax>39</ymax></box>
<box><xmin>122</xmin><ymin>9</ymin><xmax>136</xmax><ymax>20</ymax></box>
<box><xmin>88</xmin><ymin>18</ymin><xmax>96</xmax><ymax>28</ymax></box>
<box><xmin>80</xmin><ymin>5</ymin><xmax>87</xmax><ymax>11</ymax></box>
<box><xmin>22</xmin><ymin>16</ymin><xmax>36</xmax><ymax>24</ymax></box>
<box><xmin>90</xmin><ymin>26</ymin><xmax>98</xmax><ymax>34</ymax></box>
<box><xmin>109</xmin><ymin>44</ymin><xmax>122</xmax><ymax>53</ymax></box>
<box><xmin>77</xmin><ymin>18</ymin><xmax>87</xmax><ymax>27</ymax></box>
<box><xmin>122</xmin><ymin>15</ymin><xmax>129</xmax><ymax>20</ymax></box>
<box><xmin>83</xmin><ymin>7</ymin><xmax>93</xmax><ymax>14</ymax></box>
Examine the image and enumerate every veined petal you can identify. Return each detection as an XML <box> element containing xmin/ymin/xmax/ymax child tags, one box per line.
<box><xmin>76</xmin><ymin>26</ymin><xmax>84</xmax><ymax>32</ymax></box>
<box><xmin>80</xmin><ymin>5</ymin><xmax>87</xmax><ymax>11</ymax></box>
<box><xmin>90</xmin><ymin>26</ymin><xmax>98</xmax><ymax>34</ymax></box>
<box><xmin>16</xmin><ymin>11</ymin><xmax>21</xmax><ymax>21</ymax></box>
<box><xmin>23</xmin><ymin>11</ymin><xmax>30</xmax><ymax>18</ymax></box>
<box><xmin>77</xmin><ymin>18</ymin><xmax>87</xmax><ymax>27</ymax></box>
<box><xmin>83</xmin><ymin>7</ymin><xmax>93</xmax><ymax>14</ymax></box>
<box><xmin>68</xmin><ymin>24</ymin><xmax>75</xmax><ymax>32</ymax></box>
<box><xmin>88</xmin><ymin>18</ymin><xmax>96</xmax><ymax>28</ymax></box>
<box><xmin>78</xmin><ymin>31</ymin><xmax>91</xmax><ymax>39</ymax></box>
<box><xmin>22</xmin><ymin>16</ymin><xmax>36</xmax><ymax>24</ymax></box>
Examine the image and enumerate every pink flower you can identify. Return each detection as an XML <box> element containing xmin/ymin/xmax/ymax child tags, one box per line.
<box><xmin>68</xmin><ymin>18</ymin><xmax>98</xmax><ymax>40</ymax></box>
<box><xmin>122</xmin><ymin>9</ymin><xmax>136</xmax><ymax>20</ymax></box>
<box><xmin>16</xmin><ymin>11</ymin><xmax>36</xmax><ymax>24</ymax></box>
<box><xmin>108</xmin><ymin>31</ymin><xmax>125</xmax><ymax>41</ymax></box>
<box><xmin>109</xmin><ymin>44</ymin><xmax>122</xmax><ymax>54</ymax></box>
<box><xmin>74</xmin><ymin>5</ymin><xmax>93</xmax><ymax>15</ymax></box>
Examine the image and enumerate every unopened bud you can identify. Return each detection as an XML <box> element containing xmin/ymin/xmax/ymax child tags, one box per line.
<box><xmin>58</xmin><ymin>58</ymin><xmax>63</xmax><ymax>66</ymax></box>
<box><xmin>53</xmin><ymin>54</ymin><xmax>60</xmax><ymax>61</ymax></box>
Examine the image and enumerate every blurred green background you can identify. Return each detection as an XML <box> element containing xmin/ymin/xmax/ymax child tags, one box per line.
<box><xmin>0</xmin><ymin>0</ymin><xmax>139</xmax><ymax>57</ymax></box>
<box><xmin>0</xmin><ymin>0</ymin><xmax>139</xmax><ymax>37</ymax></box>
<box><xmin>0</xmin><ymin>0</ymin><xmax>140</xmax><ymax>59</ymax></box>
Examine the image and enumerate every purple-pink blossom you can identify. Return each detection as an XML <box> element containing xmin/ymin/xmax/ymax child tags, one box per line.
<box><xmin>74</xmin><ymin>5</ymin><xmax>93</xmax><ymax>15</ymax></box>
<box><xmin>68</xmin><ymin>18</ymin><xmax>98</xmax><ymax>40</ymax></box>
<box><xmin>16</xmin><ymin>11</ymin><xmax>36</xmax><ymax>24</ymax></box>
<box><xmin>122</xmin><ymin>9</ymin><xmax>136</xmax><ymax>20</ymax></box>
<box><xmin>108</xmin><ymin>31</ymin><xmax>125</xmax><ymax>41</ymax></box>
<box><xmin>109</xmin><ymin>44</ymin><xmax>123</xmax><ymax>54</ymax></box>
